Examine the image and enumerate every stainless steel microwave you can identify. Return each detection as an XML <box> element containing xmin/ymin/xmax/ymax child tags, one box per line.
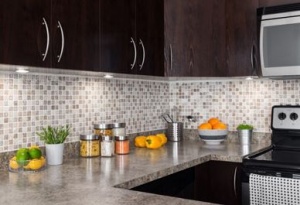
<box><xmin>258</xmin><ymin>4</ymin><xmax>300</xmax><ymax>79</ymax></box>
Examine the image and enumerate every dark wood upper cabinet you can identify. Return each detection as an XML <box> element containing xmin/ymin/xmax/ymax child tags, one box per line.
<box><xmin>0</xmin><ymin>0</ymin><xmax>100</xmax><ymax>71</ymax></box>
<box><xmin>100</xmin><ymin>0</ymin><xmax>164</xmax><ymax>76</ymax></box>
<box><xmin>136</xmin><ymin>0</ymin><xmax>164</xmax><ymax>76</ymax></box>
<box><xmin>226</xmin><ymin>0</ymin><xmax>259</xmax><ymax>77</ymax></box>
<box><xmin>52</xmin><ymin>0</ymin><xmax>100</xmax><ymax>71</ymax></box>
<box><xmin>0</xmin><ymin>0</ymin><xmax>52</xmax><ymax>67</ymax></box>
<box><xmin>164</xmin><ymin>0</ymin><xmax>259</xmax><ymax>77</ymax></box>
<box><xmin>164</xmin><ymin>0</ymin><xmax>227</xmax><ymax>77</ymax></box>
<box><xmin>100</xmin><ymin>0</ymin><xmax>135</xmax><ymax>74</ymax></box>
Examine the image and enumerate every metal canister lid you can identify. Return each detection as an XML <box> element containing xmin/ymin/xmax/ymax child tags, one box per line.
<box><xmin>80</xmin><ymin>134</ymin><xmax>99</xmax><ymax>140</ymax></box>
<box><xmin>112</xmin><ymin>123</ymin><xmax>126</xmax><ymax>128</ymax></box>
<box><xmin>101</xmin><ymin>136</ymin><xmax>114</xmax><ymax>141</ymax></box>
<box><xmin>115</xmin><ymin>136</ymin><xmax>129</xmax><ymax>141</ymax></box>
<box><xmin>94</xmin><ymin>123</ymin><xmax>114</xmax><ymax>129</ymax></box>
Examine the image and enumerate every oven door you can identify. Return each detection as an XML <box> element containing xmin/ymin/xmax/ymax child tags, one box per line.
<box><xmin>242</xmin><ymin>165</ymin><xmax>300</xmax><ymax>205</ymax></box>
<box><xmin>260</xmin><ymin>12</ymin><xmax>300</xmax><ymax>78</ymax></box>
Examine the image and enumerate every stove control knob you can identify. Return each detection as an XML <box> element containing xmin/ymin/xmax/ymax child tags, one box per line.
<box><xmin>278</xmin><ymin>112</ymin><xmax>286</xmax><ymax>120</ymax></box>
<box><xmin>290</xmin><ymin>113</ymin><xmax>298</xmax><ymax>121</ymax></box>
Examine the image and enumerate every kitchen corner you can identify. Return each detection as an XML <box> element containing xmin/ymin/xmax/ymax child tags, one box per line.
<box><xmin>0</xmin><ymin>133</ymin><xmax>269</xmax><ymax>205</ymax></box>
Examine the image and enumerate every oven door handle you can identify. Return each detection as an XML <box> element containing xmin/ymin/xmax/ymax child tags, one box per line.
<box><xmin>233</xmin><ymin>166</ymin><xmax>238</xmax><ymax>197</ymax></box>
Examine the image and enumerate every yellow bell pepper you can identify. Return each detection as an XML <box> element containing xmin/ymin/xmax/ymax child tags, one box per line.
<box><xmin>156</xmin><ymin>133</ymin><xmax>167</xmax><ymax>145</ymax></box>
<box><xmin>145</xmin><ymin>135</ymin><xmax>162</xmax><ymax>149</ymax></box>
<box><xmin>134</xmin><ymin>136</ymin><xmax>147</xmax><ymax>148</ymax></box>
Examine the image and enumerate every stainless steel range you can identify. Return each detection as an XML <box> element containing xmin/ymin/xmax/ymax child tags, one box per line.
<box><xmin>242</xmin><ymin>105</ymin><xmax>300</xmax><ymax>205</ymax></box>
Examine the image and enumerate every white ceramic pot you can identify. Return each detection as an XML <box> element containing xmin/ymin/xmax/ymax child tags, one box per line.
<box><xmin>45</xmin><ymin>143</ymin><xmax>64</xmax><ymax>165</ymax></box>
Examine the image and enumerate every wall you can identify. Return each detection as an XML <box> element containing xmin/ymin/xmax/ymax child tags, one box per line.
<box><xmin>1</xmin><ymin>68</ymin><xmax>300</xmax><ymax>153</ymax></box>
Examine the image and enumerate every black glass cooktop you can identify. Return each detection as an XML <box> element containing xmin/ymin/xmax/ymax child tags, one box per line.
<box><xmin>243</xmin><ymin>146</ymin><xmax>300</xmax><ymax>171</ymax></box>
<box><xmin>254</xmin><ymin>149</ymin><xmax>300</xmax><ymax>164</ymax></box>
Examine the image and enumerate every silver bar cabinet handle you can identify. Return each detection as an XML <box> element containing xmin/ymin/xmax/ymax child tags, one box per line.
<box><xmin>57</xmin><ymin>21</ymin><xmax>65</xmax><ymax>63</ymax></box>
<box><xmin>139</xmin><ymin>39</ymin><xmax>145</xmax><ymax>70</ymax></box>
<box><xmin>233</xmin><ymin>166</ymin><xmax>238</xmax><ymax>197</ymax></box>
<box><xmin>170</xmin><ymin>44</ymin><xmax>173</xmax><ymax>71</ymax></box>
<box><xmin>251</xmin><ymin>44</ymin><xmax>254</xmax><ymax>69</ymax></box>
<box><xmin>41</xmin><ymin>18</ymin><xmax>50</xmax><ymax>61</ymax></box>
<box><xmin>130</xmin><ymin>37</ymin><xmax>137</xmax><ymax>70</ymax></box>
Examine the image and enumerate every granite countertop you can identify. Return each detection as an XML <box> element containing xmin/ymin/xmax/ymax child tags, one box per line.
<box><xmin>0</xmin><ymin>138</ymin><xmax>269</xmax><ymax>205</ymax></box>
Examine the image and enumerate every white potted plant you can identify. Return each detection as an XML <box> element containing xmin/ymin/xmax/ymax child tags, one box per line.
<box><xmin>37</xmin><ymin>125</ymin><xmax>70</xmax><ymax>165</ymax></box>
<box><xmin>237</xmin><ymin>124</ymin><xmax>254</xmax><ymax>145</ymax></box>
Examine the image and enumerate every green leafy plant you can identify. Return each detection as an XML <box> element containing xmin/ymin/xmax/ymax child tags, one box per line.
<box><xmin>37</xmin><ymin>125</ymin><xmax>71</xmax><ymax>144</ymax></box>
<box><xmin>236</xmin><ymin>124</ymin><xmax>254</xmax><ymax>130</ymax></box>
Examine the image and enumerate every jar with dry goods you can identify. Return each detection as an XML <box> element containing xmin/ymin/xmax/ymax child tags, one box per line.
<box><xmin>112</xmin><ymin>123</ymin><xmax>126</xmax><ymax>136</ymax></box>
<box><xmin>115</xmin><ymin>136</ymin><xmax>130</xmax><ymax>155</ymax></box>
<box><xmin>94</xmin><ymin>123</ymin><xmax>113</xmax><ymax>136</ymax></box>
<box><xmin>80</xmin><ymin>134</ymin><xmax>100</xmax><ymax>157</ymax></box>
<box><xmin>101</xmin><ymin>136</ymin><xmax>114</xmax><ymax>157</ymax></box>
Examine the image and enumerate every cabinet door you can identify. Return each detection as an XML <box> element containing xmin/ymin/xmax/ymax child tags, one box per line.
<box><xmin>164</xmin><ymin>0</ymin><xmax>227</xmax><ymax>77</ymax></box>
<box><xmin>226</xmin><ymin>0</ymin><xmax>259</xmax><ymax>76</ymax></box>
<box><xmin>164</xmin><ymin>0</ymin><xmax>191</xmax><ymax>76</ymax></box>
<box><xmin>0</xmin><ymin>0</ymin><xmax>51</xmax><ymax>67</ymax></box>
<box><xmin>259</xmin><ymin>0</ymin><xmax>300</xmax><ymax>7</ymax></box>
<box><xmin>100</xmin><ymin>0</ymin><xmax>136</xmax><ymax>74</ymax></box>
<box><xmin>136</xmin><ymin>0</ymin><xmax>164</xmax><ymax>76</ymax></box>
<box><xmin>195</xmin><ymin>161</ymin><xmax>242</xmax><ymax>205</ymax></box>
<box><xmin>52</xmin><ymin>0</ymin><xmax>100</xmax><ymax>71</ymax></box>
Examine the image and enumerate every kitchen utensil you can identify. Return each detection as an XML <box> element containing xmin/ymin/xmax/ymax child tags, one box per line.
<box><xmin>167</xmin><ymin>122</ymin><xmax>183</xmax><ymax>142</ymax></box>
<box><xmin>161</xmin><ymin>113</ymin><xmax>173</xmax><ymax>123</ymax></box>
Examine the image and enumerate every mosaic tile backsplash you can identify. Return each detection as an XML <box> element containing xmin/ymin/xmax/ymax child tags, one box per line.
<box><xmin>170</xmin><ymin>79</ymin><xmax>300</xmax><ymax>132</ymax></box>
<box><xmin>0</xmin><ymin>72</ymin><xmax>169</xmax><ymax>152</ymax></box>
<box><xmin>0</xmin><ymin>67</ymin><xmax>299</xmax><ymax>153</ymax></box>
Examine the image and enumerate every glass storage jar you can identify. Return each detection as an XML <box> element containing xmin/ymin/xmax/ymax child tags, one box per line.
<box><xmin>94</xmin><ymin>123</ymin><xmax>113</xmax><ymax>136</ymax></box>
<box><xmin>80</xmin><ymin>134</ymin><xmax>100</xmax><ymax>157</ymax></box>
<box><xmin>112</xmin><ymin>123</ymin><xmax>126</xmax><ymax>136</ymax></box>
<box><xmin>115</xmin><ymin>136</ymin><xmax>130</xmax><ymax>155</ymax></box>
<box><xmin>101</xmin><ymin>136</ymin><xmax>114</xmax><ymax>157</ymax></box>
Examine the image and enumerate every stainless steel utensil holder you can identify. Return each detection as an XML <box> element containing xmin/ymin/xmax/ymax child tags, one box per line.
<box><xmin>167</xmin><ymin>122</ymin><xmax>183</xmax><ymax>142</ymax></box>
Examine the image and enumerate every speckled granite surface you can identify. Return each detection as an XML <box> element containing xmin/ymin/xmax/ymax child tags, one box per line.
<box><xmin>0</xmin><ymin>138</ymin><xmax>269</xmax><ymax>205</ymax></box>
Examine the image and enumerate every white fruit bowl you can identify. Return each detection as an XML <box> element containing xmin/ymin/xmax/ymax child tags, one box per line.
<box><xmin>198</xmin><ymin>129</ymin><xmax>228</xmax><ymax>145</ymax></box>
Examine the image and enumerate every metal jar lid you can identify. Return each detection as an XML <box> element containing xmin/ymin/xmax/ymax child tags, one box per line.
<box><xmin>115</xmin><ymin>136</ymin><xmax>129</xmax><ymax>141</ymax></box>
<box><xmin>101</xmin><ymin>136</ymin><xmax>114</xmax><ymax>141</ymax></box>
<box><xmin>112</xmin><ymin>123</ymin><xmax>126</xmax><ymax>128</ymax></box>
<box><xmin>94</xmin><ymin>123</ymin><xmax>114</xmax><ymax>129</ymax></box>
<box><xmin>80</xmin><ymin>134</ymin><xmax>99</xmax><ymax>140</ymax></box>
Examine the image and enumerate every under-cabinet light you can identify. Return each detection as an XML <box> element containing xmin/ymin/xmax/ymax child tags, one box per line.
<box><xmin>104</xmin><ymin>74</ymin><xmax>113</xmax><ymax>79</ymax></box>
<box><xmin>245</xmin><ymin>76</ymin><xmax>253</xmax><ymax>80</ymax></box>
<box><xmin>15</xmin><ymin>68</ymin><xmax>29</xmax><ymax>73</ymax></box>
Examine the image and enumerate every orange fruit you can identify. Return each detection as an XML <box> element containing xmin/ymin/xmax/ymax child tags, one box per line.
<box><xmin>208</xmin><ymin>118</ymin><xmax>220</xmax><ymax>126</ymax></box>
<box><xmin>198</xmin><ymin>123</ymin><xmax>213</xmax><ymax>130</ymax></box>
<box><xmin>212</xmin><ymin>122</ymin><xmax>227</xmax><ymax>130</ymax></box>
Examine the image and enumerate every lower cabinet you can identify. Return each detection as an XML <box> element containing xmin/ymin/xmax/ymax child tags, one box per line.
<box><xmin>195</xmin><ymin>161</ymin><xmax>242</xmax><ymax>205</ymax></box>
<box><xmin>131</xmin><ymin>161</ymin><xmax>242</xmax><ymax>205</ymax></box>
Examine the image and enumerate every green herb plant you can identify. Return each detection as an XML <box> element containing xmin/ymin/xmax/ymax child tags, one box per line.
<box><xmin>37</xmin><ymin>125</ymin><xmax>71</xmax><ymax>144</ymax></box>
<box><xmin>236</xmin><ymin>124</ymin><xmax>254</xmax><ymax>130</ymax></box>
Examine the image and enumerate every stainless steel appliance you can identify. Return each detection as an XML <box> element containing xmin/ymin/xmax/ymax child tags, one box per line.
<box><xmin>258</xmin><ymin>3</ymin><xmax>300</xmax><ymax>78</ymax></box>
<box><xmin>242</xmin><ymin>105</ymin><xmax>300</xmax><ymax>204</ymax></box>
